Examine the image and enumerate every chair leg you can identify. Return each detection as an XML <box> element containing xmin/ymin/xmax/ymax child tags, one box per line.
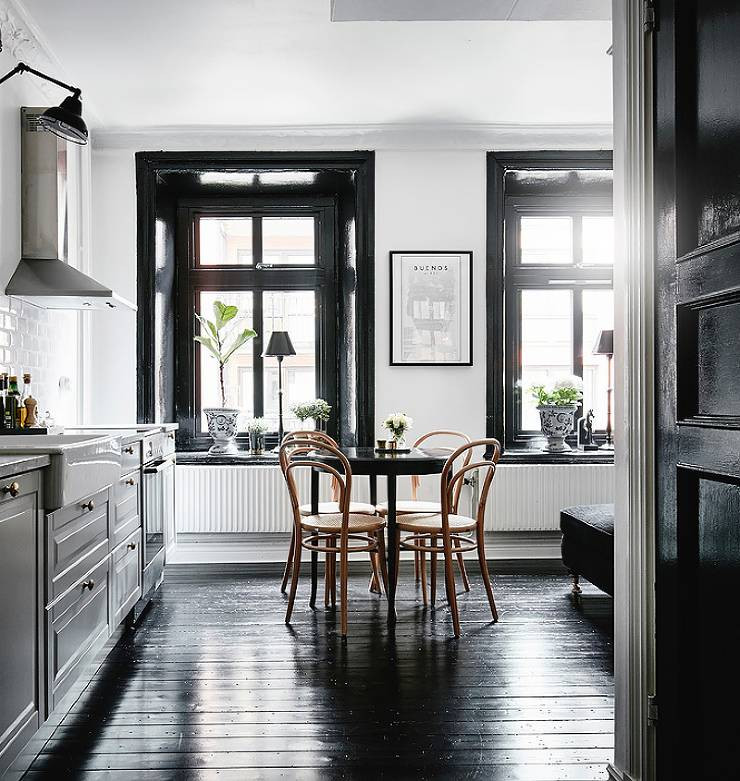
<box><xmin>454</xmin><ymin>538</ymin><xmax>471</xmax><ymax>592</ymax></box>
<box><xmin>476</xmin><ymin>525</ymin><xmax>498</xmax><ymax>622</ymax></box>
<box><xmin>394</xmin><ymin>528</ymin><xmax>401</xmax><ymax>589</ymax></box>
<box><xmin>442</xmin><ymin>532</ymin><xmax>460</xmax><ymax>638</ymax></box>
<box><xmin>414</xmin><ymin>549</ymin><xmax>421</xmax><ymax>583</ymax></box>
<box><xmin>430</xmin><ymin>534</ymin><xmax>437</xmax><ymax>607</ymax></box>
<box><xmin>330</xmin><ymin>538</ymin><xmax>337</xmax><ymax>608</ymax></box>
<box><xmin>376</xmin><ymin>530</ymin><xmax>389</xmax><ymax>596</ymax></box>
<box><xmin>369</xmin><ymin>547</ymin><xmax>382</xmax><ymax>596</ymax></box>
<box><xmin>420</xmin><ymin>538</ymin><xmax>428</xmax><ymax>607</ymax></box>
<box><xmin>324</xmin><ymin>536</ymin><xmax>332</xmax><ymax>608</ymax></box>
<box><xmin>285</xmin><ymin>530</ymin><xmax>302</xmax><ymax>624</ymax></box>
<box><xmin>280</xmin><ymin>527</ymin><xmax>295</xmax><ymax>594</ymax></box>
<box><xmin>340</xmin><ymin>535</ymin><xmax>349</xmax><ymax>637</ymax></box>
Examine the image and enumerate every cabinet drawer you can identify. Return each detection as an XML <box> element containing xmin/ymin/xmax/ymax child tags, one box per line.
<box><xmin>111</xmin><ymin>471</ymin><xmax>140</xmax><ymax>549</ymax></box>
<box><xmin>47</xmin><ymin>558</ymin><xmax>109</xmax><ymax>711</ymax></box>
<box><xmin>110</xmin><ymin>528</ymin><xmax>141</xmax><ymax>627</ymax></box>
<box><xmin>121</xmin><ymin>441</ymin><xmax>142</xmax><ymax>474</ymax></box>
<box><xmin>0</xmin><ymin>470</ymin><xmax>41</xmax><ymax>508</ymax></box>
<box><xmin>48</xmin><ymin>490</ymin><xmax>109</xmax><ymax>603</ymax></box>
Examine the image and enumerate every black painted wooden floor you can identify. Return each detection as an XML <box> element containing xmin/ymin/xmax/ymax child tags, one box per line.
<box><xmin>23</xmin><ymin>569</ymin><xmax>613</xmax><ymax>780</ymax></box>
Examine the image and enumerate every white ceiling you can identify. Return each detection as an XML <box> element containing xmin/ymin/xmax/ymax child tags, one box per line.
<box><xmin>331</xmin><ymin>0</ymin><xmax>611</xmax><ymax>22</ymax></box>
<box><xmin>20</xmin><ymin>0</ymin><xmax>612</xmax><ymax>130</ymax></box>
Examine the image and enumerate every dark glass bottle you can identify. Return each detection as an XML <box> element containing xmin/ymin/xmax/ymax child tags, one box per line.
<box><xmin>0</xmin><ymin>374</ymin><xmax>6</xmax><ymax>430</ymax></box>
<box><xmin>6</xmin><ymin>375</ymin><xmax>20</xmax><ymax>430</ymax></box>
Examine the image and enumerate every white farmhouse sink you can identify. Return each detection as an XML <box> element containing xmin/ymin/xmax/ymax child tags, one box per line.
<box><xmin>0</xmin><ymin>434</ymin><xmax>121</xmax><ymax>509</ymax></box>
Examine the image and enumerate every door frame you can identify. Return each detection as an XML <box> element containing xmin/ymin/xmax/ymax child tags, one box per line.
<box><xmin>610</xmin><ymin>1</ymin><xmax>656</xmax><ymax>779</ymax></box>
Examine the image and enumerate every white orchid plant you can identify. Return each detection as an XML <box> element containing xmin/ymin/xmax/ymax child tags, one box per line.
<box><xmin>529</xmin><ymin>375</ymin><xmax>584</xmax><ymax>407</ymax></box>
<box><xmin>383</xmin><ymin>412</ymin><xmax>414</xmax><ymax>441</ymax></box>
<box><xmin>194</xmin><ymin>300</ymin><xmax>257</xmax><ymax>408</ymax></box>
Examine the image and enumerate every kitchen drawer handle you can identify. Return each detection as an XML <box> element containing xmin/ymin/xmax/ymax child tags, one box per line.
<box><xmin>123</xmin><ymin>446</ymin><xmax>135</xmax><ymax>455</ymax></box>
<box><xmin>82</xmin><ymin>579</ymin><xmax>95</xmax><ymax>591</ymax></box>
<box><xmin>2</xmin><ymin>481</ymin><xmax>20</xmax><ymax>498</ymax></box>
<box><xmin>127</xmin><ymin>541</ymin><xmax>137</xmax><ymax>550</ymax></box>
<box><xmin>168</xmin><ymin>432</ymin><xmax>175</xmax><ymax>440</ymax></box>
<box><xmin>125</xmin><ymin>478</ymin><xmax>136</xmax><ymax>486</ymax></box>
<box><xmin>81</xmin><ymin>500</ymin><xmax>95</xmax><ymax>512</ymax></box>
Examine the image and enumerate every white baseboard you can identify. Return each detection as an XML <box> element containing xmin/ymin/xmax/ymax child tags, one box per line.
<box><xmin>166</xmin><ymin>531</ymin><xmax>563</xmax><ymax>566</ymax></box>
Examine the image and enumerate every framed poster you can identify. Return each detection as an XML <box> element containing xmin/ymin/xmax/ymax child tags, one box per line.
<box><xmin>389</xmin><ymin>251</ymin><xmax>473</xmax><ymax>366</ymax></box>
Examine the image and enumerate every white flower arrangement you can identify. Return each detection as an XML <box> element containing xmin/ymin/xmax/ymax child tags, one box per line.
<box><xmin>529</xmin><ymin>375</ymin><xmax>584</xmax><ymax>406</ymax></box>
<box><xmin>246</xmin><ymin>417</ymin><xmax>269</xmax><ymax>434</ymax></box>
<box><xmin>383</xmin><ymin>412</ymin><xmax>413</xmax><ymax>441</ymax></box>
<box><xmin>291</xmin><ymin>398</ymin><xmax>332</xmax><ymax>423</ymax></box>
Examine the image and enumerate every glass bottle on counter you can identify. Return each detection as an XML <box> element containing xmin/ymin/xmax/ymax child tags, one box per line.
<box><xmin>6</xmin><ymin>375</ymin><xmax>20</xmax><ymax>430</ymax></box>
<box><xmin>0</xmin><ymin>374</ymin><xmax>6</xmax><ymax>430</ymax></box>
<box><xmin>20</xmin><ymin>373</ymin><xmax>37</xmax><ymax>428</ymax></box>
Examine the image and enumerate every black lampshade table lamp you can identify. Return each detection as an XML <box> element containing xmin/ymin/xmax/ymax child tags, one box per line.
<box><xmin>0</xmin><ymin>59</ymin><xmax>88</xmax><ymax>144</ymax></box>
<box><xmin>593</xmin><ymin>329</ymin><xmax>615</xmax><ymax>451</ymax></box>
<box><xmin>264</xmin><ymin>331</ymin><xmax>296</xmax><ymax>447</ymax></box>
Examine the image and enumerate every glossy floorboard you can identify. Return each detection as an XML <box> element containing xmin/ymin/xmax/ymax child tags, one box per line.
<box><xmin>22</xmin><ymin>569</ymin><xmax>614</xmax><ymax>780</ymax></box>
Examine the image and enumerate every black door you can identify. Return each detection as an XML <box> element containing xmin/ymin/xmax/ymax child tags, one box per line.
<box><xmin>654</xmin><ymin>2</ymin><xmax>740</xmax><ymax>777</ymax></box>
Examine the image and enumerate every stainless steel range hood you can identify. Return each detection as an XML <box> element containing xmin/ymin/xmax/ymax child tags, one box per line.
<box><xmin>5</xmin><ymin>108</ymin><xmax>135</xmax><ymax>311</ymax></box>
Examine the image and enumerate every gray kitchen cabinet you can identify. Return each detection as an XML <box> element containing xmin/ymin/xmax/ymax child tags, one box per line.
<box><xmin>109</xmin><ymin>527</ymin><xmax>141</xmax><ymax>627</ymax></box>
<box><xmin>111</xmin><ymin>468</ymin><xmax>140</xmax><ymax>549</ymax></box>
<box><xmin>0</xmin><ymin>471</ymin><xmax>43</xmax><ymax>777</ymax></box>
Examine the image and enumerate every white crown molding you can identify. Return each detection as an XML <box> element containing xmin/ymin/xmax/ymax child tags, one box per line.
<box><xmin>91</xmin><ymin>121</ymin><xmax>613</xmax><ymax>152</ymax></box>
<box><xmin>0</xmin><ymin>0</ymin><xmax>102</xmax><ymax>120</ymax></box>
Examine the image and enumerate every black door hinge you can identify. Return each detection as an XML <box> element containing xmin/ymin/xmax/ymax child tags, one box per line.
<box><xmin>648</xmin><ymin>694</ymin><xmax>658</xmax><ymax>724</ymax></box>
<box><xmin>644</xmin><ymin>0</ymin><xmax>657</xmax><ymax>33</ymax></box>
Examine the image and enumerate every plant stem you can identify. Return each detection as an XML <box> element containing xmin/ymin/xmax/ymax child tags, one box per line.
<box><xmin>219</xmin><ymin>362</ymin><xmax>226</xmax><ymax>407</ymax></box>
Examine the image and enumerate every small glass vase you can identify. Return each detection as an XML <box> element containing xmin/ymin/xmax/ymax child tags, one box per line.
<box><xmin>249</xmin><ymin>431</ymin><xmax>265</xmax><ymax>455</ymax></box>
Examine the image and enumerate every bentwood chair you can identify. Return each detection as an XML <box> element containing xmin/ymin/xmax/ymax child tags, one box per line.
<box><xmin>279</xmin><ymin>431</ymin><xmax>377</xmax><ymax>596</ymax></box>
<box><xmin>375</xmin><ymin>430</ymin><xmax>473</xmax><ymax>605</ymax></box>
<box><xmin>395</xmin><ymin>438</ymin><xmax>502</xmax><ymax>637</ymax></box>
<box><xmin>281</xmin><ymin>440</ymin><xmax>388</xmax><ymax>636</ymax></box>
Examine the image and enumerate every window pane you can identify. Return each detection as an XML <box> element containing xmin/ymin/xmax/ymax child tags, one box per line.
<box><xmin>520</xmin><ymin>289</ymin><xmax>573</xmax><ymax>430</ymax></box>
<box><xmin>263</xmin><ymin>291</ymin><xmax>316</xmax><ymax>431</ymax></box>
<box><xmin>198</xmin><ymin>291</ymin><xmax>254</xmax><ymax>430</ymax></box>
<box><xmin>582</xmin><ymin>215</ymin><xmax>614</xmax><ymax>265</ymax></box>
<box><xmin>262</xmin><ymin>217</ymin><xmax>315</xmax><ymax>265</ymax></box>
<box><xmin>582</xmin><ymin>289</ymin><xmax>615</xmax><ymax>430</ymax></box>
<box><xmin>520</xmin><ymin>216</ymin><xmax>573</xmax><ymax>265</ymax></box>
<box><xmin>198</xmin><ymin>217</ymin><xmax>253</xmax><ymax>265</ymax></box>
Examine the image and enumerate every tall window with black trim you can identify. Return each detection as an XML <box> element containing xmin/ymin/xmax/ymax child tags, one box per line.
<box><xmin>489</xmin><ymin>153</ymin><xmax>614</xmax><ymax>448</ymax></box>
<box><xmin>175</xmin><ymin>200</ymin><xmax>337</xmax><ymax>449</ymax></box>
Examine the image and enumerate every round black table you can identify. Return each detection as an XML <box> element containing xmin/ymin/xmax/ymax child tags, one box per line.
<box><xmin>308</xmin><ymin>446</ymin><xmax>449</xmax><ymax>625</ymax></box>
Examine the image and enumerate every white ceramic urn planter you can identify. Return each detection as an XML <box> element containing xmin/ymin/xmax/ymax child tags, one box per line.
<box><xmin>537</xmin><ymin>404</ymin><xmax>578</xmax><ymax>452</ymax></box>
<box><xmin>204</xmin><ymin>408</ymin><xmax>240</xmax><ymax>454</ymax></box>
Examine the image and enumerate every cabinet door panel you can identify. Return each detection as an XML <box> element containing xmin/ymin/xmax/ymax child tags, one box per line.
<box><xmin>110</xmin><ymin>528</ymin><xmax>142</xmax><ymax>627</ymax></box>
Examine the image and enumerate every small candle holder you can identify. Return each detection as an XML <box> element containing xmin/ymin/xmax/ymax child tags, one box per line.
<box><xmin>376</xmin><ymin>439</ymin><xmax>387</xmax><ymax>450</ymax></box>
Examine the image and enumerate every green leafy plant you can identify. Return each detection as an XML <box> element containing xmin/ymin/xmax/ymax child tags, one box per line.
<box><xmin>194</xmin><ymin>300</ymin><xmax>257</xmax><ymax>408</ymax></box>
<box><xmin>529</xmin><ymin>376</ymin><xmax>584</xmax><ymax>407</ymax></box>
<box><xmin>291</xmin><ymin>398</ymin><xmax>332</xmax><ymax>423</ymax></box>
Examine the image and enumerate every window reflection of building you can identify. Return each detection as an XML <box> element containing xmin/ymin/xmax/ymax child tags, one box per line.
<box><xmin>404</xmin><ymin>277</ymin><xmax>458</xmax><ymax>362</ymax></box>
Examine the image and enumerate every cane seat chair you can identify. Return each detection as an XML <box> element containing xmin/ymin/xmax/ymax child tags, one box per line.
<box><xmin>396</xmin><ymin>438</ymin><xmax>502</xmax><ymax>637</ymax></box>
<box><xmin>375</xmin><ymin>430</ymin><xmax>473</xmax><ymax>603</ymax></box>
<box><xmin>281</xmin><ymin>439</ymin><xmax>388</xmax><ymax>636</ymax></box>
<box><xmin>279</xmin><ymin>431</ymin><xmax>377</xmax><ymax>595</ymax></box>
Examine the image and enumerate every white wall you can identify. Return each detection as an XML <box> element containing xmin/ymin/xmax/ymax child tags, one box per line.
<box><xmin>0</xmin><ymin>47</ymin><xmax>84</xmax><ymax>425</ymax></box>
<box><xmin>374</xmin><ymin>150</ymin><xmax>487</xmax><ymax>438</ymax></box>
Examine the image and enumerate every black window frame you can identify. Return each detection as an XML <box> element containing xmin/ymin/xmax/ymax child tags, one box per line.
<box><xmin>486</xmin><ymin>151</ymin><xmax>614</xmax><ymax>452</ymax></box>
<box><xmin>176</xmin><ymin>198</ymin><xmax>338</xmax><ymax>450</ymax></box>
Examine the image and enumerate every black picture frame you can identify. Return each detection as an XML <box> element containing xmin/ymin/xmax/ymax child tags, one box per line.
<box><xmin>389</xmin><ymin>250</ymin><xmax>473</xmax><ymax>367</ymax></box>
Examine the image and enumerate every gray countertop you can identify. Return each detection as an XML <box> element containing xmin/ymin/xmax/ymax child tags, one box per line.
<box><xmin>0</xmin><ymin>453</ymin><xmax>51</xmax><ymax>479</ymax></box>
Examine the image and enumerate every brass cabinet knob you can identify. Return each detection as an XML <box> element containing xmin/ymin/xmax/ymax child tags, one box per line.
<box><xmin>81</xmin><ymin>500</ymin><xmax>95</xmax><ymax>512</ymax></box>
<box><xmin>2</xmin><ymin>481</ymin><xmax>20</xmax><ymax>498</ymax></box>
<box><xmin>168</xmin><ymin>432</ymin><xmax>175</xmax><ymax>440</ymax></box>
<box><xmin>127</xmin><ymin>541</ymin><xmax>137</xmax><ymax>550</ymax></box>
<box><xmin>125</xmin><ymin>478</ymin><xmax>136</xmax><ymax>486</ymax></box>
<box><xmin>124</xmin><ymin>446</ymin><xmax>134</xmax><ymax>455</ymax></box>
<box><xmin>82</xmin><ymin>579</ymin><xmax>95</xmax><ymax>590</ymax></box>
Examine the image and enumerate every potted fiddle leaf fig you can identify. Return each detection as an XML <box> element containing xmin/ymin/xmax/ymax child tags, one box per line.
<box><xmin>529</xmin><ymin>376</ymin><xmax>583</xmax><ymax>453</ymax></box>
<box><xmin>194</xmin><ymin>300</ymin><xmax>256</xmax><ymax>454</ymax></box>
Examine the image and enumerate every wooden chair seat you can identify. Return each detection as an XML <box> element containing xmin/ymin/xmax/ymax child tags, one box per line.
<box><xmin>301</xmin><ymin>512</ymin><xmax>386</xmax><ymax>534</ymax></box>
<box><xmin>375</xmin><ymin>500</ymin><xmax>441</xmax><ymax>516</ymax></box>
<box><xmin>397</xmin><ymin>512</ymin><xmax>477</xmax><ymax>533</ymax></box>
<box><xmin>299</xmin><ymin>501</ymin><xmax>376</xmax><ymax>516</ymax></box>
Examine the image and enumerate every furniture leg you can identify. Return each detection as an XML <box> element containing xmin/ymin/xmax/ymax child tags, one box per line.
<box><xmin>476</xmin><ymin>523</ymin><xmax>498</xmax><ymax>622</ymax></box>
<box><xmin>430</xmin><ymin>534</ymin><xmax>437</xmax><ymax>607</ymax></box>
<box><xmin>324</xmin><ymin>536</ymin><xmax>332</xmax><ymax>608</ymax></box>
<box><xmin>340</xmin><ymin>532</ymin><xmax>349</xmax><ymax>637</ymax></box>
<box><xmin>442</xmin><ymin>531</ymin><xmax>460</xmax><ymax>637</ymax></box>
<box><xmin>571</xmin><ymin>572</ymin><xmax>582</xmax><ymax>595</ymax></box>
<box><xmin>309</xmin><ymin>545</ymin><xmax>318</xmax><ymax>609</ymax></box>
<box><xmin>420</xmin><ymin>537</ymin><xmax>428</xmax><ymax>607</ymax></box>
<box><xmin>285</xmin><ymin>530</ymin><xmax>302</xmax><ymax>624</ymax></box>
<box><xmin>454</xmin><ymin>538</ymin><xmax>470</xmax><ymax>592</ymax></box>
<box><xmin>414</xmin><ymin>549</ymin><xmax>421</xmax><ymax>583</ymax></box>
<box><xmin>280</xmin><ymin>527</ymin><xmax>294</xmax><ymax>594</ymax></box>
<box><xmin>376</xmin><ymin>530</ymin><xmax>389</xmax><ymax>596</ymax></box>
<box><xmin>386</xmin><ymin>474</ymin><xmax>398</xmax><ymax>625</ymax></box>
<box><xmin>330</xmin><ymin>539</ymin><xmax>337</xmax><ymax>608</ymax></box>
<box><xmin>369</xmin><ymin>547</ymin><xmax>382</xmax><ymax>596</ymax></box>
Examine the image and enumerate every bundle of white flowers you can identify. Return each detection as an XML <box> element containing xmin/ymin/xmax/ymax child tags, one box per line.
<box><xmin>246</xmin><ymin>417</ymin><xmax>269</xmax><ymax>434</ymax></box>
<box><xmin>382</xmin><ymin>412</ymin><xmax>413</xmax><ymax>441</ymax></box>
<box><xmin>529</xmin><ymin>375</ymin><xmax>584</xmax><ymax>406</ymax></box>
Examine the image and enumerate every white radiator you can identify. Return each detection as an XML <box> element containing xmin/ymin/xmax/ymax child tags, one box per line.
<box><xmin>174</xmin><ymin>463</ymin><xmax>615</xmax><ymax>535</ymax></box>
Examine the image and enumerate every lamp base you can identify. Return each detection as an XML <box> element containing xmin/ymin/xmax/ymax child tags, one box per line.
<box><xmin>599</xmin><ymin>442</ymin><xmax>615</xmax><ymax>451</ymax></box>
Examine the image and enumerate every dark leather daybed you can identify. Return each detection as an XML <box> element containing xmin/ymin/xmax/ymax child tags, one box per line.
<box><xmin>560</xmin><ymin>503</ymin><xmax>615</xmax><ymax>597</ymax></box>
